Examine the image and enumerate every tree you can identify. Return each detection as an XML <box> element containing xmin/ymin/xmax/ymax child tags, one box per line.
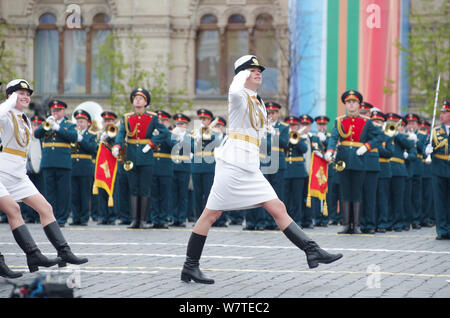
<box><xmin>93</xmin><ymin>32</ymin><xmax>193</xmax><ymax>116</ymax></box>
<box><xmin>0</xmin><ymin>19</ymin><xmax>17</xmax><ymax>100</ymax></box>
<box><xmin>400</xmin><ymin>0</ymin><xmax>450</xmax><ymax>115</ymax></box>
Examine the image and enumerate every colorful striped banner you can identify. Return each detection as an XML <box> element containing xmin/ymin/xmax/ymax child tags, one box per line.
<box><xmin>289</xmin><ymin>0</ymin><xmax>410</xmax><ymax>129</ymax></box>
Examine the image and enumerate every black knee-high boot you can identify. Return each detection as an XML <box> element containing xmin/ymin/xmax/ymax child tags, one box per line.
<box><xmin>352</xmin><ymin>202</ymin><xmax>362</xmax><ymax>234</ymax></box>
<box><xmin>338</xmin><ymin>201</ymin><xmax>351</xmax><ymax>234</ymax></box>
<box><xmin>283</xmin><ymin>221</ymin><xmax>343</xmax><ymax>268</ymax></box>
<box><xmin>12</xmin><ymin>224</ymin><xmax>61</xmax><ymax>272</ymax></box>
<box><xmin>181</xmin><ymin>232</ymin><xmax>214</xmax><ymax>284</ymax></box>
<box><xmin>43</xmin><ymin>221</ymin><xmax>88</xmax><ymax>267</ymax></box>
<box><xmin>0</xmin><ymin>253</ymin><xmax>22</xmax><ymax>278</ymax></box>
<box><xmin>128</xmin><ymin>195</ymin><xmax>140</xmax><ymax>229</ymax></box>
<box><xmin>139</xmin><ymin>196</ymin><xmax>151</xmax><ymax>229</ymax></box>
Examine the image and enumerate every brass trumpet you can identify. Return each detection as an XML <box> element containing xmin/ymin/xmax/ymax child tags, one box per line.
<box><xmin>105</xmin><ymin>124</ymin><xmax>118</xmax><ymax>138</ymax></box>
<box><xmin>288</xmin><ymin>126</ymin><xmax>307</xmax><ymax>145</ymax></box>
<box><xmin>384</xmin><ymin>119</ymin><xmax>402</xmax><ymax>137</ymax></box>
<box><xmin>42</xmin><ymin>121</ymin><xmax>52</xmax><ymax>131</ymax></box>
<box><xmin>117</xmin><ymin>144</ymin><xmax>134</xmax><ymax>171</ymax></box>
<box><xmin>330</xmin><ymin>152</ymin><xmax>346</xmax><ymax>172</ymax></box>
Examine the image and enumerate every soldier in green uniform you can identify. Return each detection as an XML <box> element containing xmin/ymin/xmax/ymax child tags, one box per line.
<box><xmin>171</xmin><ymin>113</ymin><xmax>192</xmax><ymax>227</ymax></box>
<box><xmin>97</xmin><ymin>111</ymin><xmax>121</xmax><ymax>225</ymax></box>
<box><xmin>424</xmin><ymin>100</ymin><xmax>450</xmax><ymax>240</ymax></box>
<box><xmin>371</xmin><ymin>111</ymin><xmax>394</xmax><ymax>233</ymax></box>
<box><xmin>360</xmin><ymin>104</ymin><xmax>382</xmax><ymax>234</ymax></box>
<box><xmin>151</xmin><ymin>110</ymin><xmax>175</xmax><ymax>229</ymax></box>
<box><xmin>112</xmin><ymin>88</ymin><xmax>169</xmax><ymax>229</ymax></box>
<box><xmin>284</xmin><ymin>116</ymin><xmax>308</xmax><ymax>226</ymax></box>
<box><xmin>325</xmin><ymin>90</ymin><xmax>382</xmax><ymax>234</ymax></box>
<box><xmin>191</xmin><ymin>109</ymin><xmax>219</xmax><ymax>222</ymax></box>
<box><xmin>418</xmin><ymin>119</ymin><xmax>434</xmax><ymax>227</ymax></box>
<box><xmin>70</xmin><ymin>110</ymin><xmax>98</xmax><ymax>226</ymax></box>
<box><xmin>405</xmin><ymin>113</ymin><xmax>426</xmax><ymax>229</ymax></box>
<box><xmin>402</xmin><ymin>117</ymin><xmax>418</xmax><ymax>231</ymax></box>
<box><xmin>263</xmin><ymin>102</ymin><xmax>289</xmax><ymax>230</ymax></box>
<box><xmin>34</xmin><ymin>100</ymin><xmax>78</xmax><ymax>227</ymax></box>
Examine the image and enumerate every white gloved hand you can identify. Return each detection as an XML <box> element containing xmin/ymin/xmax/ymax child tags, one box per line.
<box><xmin>356</xmin><ymin>145</ymin><xmax>368</xmax><ymax>156</ymax></box>
<box><xmin>324</xmin><ymin>151</ymin><xmax>333</xmax><ymax>162</ymax></box>
<box><xmin>112</xmin><ymin>146</ymin><xmax>120</xmax><ymax>158</ymax></box>
<box><xmin>229</xmin><ymin>69</ymin><xmax>251</xmax><ymax>94</ymax></box>
<box><xmin>51</xmin><ymin>121</ymin><xmax>60</xmax><ymax>131</ymax></box>
<box><xmin>314</xmin><ymin>151</ymin><xmax>324</xmax><ymax>159</ymax></box>
<box><xmin>425</xmin><ymin>144</ymin><xmax>433</xmax><ymax>156</ymax></box>
<box><xmin>142</xmin><ymin>144</ymin><xmax>151</xmax><ymax>153</ymax></box>
<box><xmin>172</xmin><ymin>126</ymin><xmax>181</xmax><ymax>136</ymax></box>
<box><xmin>77</xmin><ymin>133</ymin><xmax>83</xmax><ymax>142</ymax></box>
<box><xmin>409</xmin><ymin>132</ymin><xmax>418</xmax><ymax>143</ymax></box>
<box><xmin>268</xmin><ymin>125</ymin><xmax>276</xmax><ymax>136</ymax></box>
<box><xmin>317</xmin><ymin>132</ymin><xmax>327</xmax><ymax>142</ymax></box>
<box><xmin>403</xmin><ymin>151</ymin><xmax>409</xmax><ymax>159</ymax></box>
<box><xmin>100</xmin><ymin>132</ymin><xmax>107</xmax><ymax>142</ymax></box>
<box><xmin>1</xmin><ymin>92</ymin><xmax>18</xmax><ymax>109</ymax></box>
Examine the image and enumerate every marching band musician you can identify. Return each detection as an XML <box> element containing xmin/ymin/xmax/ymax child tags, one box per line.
<box><xmin>371</xmin><ymin>111</ymin><xmax>394</xmax><ymax>233</ymax></box>
<box><xmin>34</xmin><ymin>99</ymin><xmax>77</xmax><ymax>227</ymax></box>
<box><xmin>384</xmin><ymin>113</ymin><xmax>414</xmax><ymax>232</ymax></box>
<box><xmin>191</xmin><ymin>108</ymin><xmax>219</xmax><ymax>222</ymax></box>
<box><xmin>112</xmin><ymin>88</ymin><xmax>169</xmax><ymax>229</ymax></box>
<box><xmin>96</xmin><ymin>111</ymin><xmax>120</xmax><ymax>225</ymax></box>
<box><xmin>70</xmin><ymin>109</ymin><xmax>98</xmax><ymax>226</ymax></box>
<box><xmin>418</xmin><ymin>119</ymin><xmax>434</xmax><ymax>227</ymax></box>
<box><xmin>360</xmin><ymin>105</ymin><xmax>383</xmax><ymax>234</ymax></box>
<box><xmin>180</xmin><ymin>55</ymin><xmax>342</xmax><ymax>284</ymax></box>
<box><xmin>424</xmin><ymin>100</ymin><xmax>450</xmax><ymax>240</ymax></box>
<box><xmin>0</xmin><ymin>79</ymin><xmax>87</xmax><ymax>275</ymax></box>
<box><xmin>150</xmin><ymin>110</ymin><xmax>176</xmax><ymax>229</ymax></box>
<box><xmin>283</xmin><ymin>115</ymin><xmax>308</xmax><ymax>227</ymax></box>
<box><xmin>325</xmin><ymin>90</ymin><xmax>382</xmax><ymax>235</ymax></box>
<box><xmin>171</xmin><ymin>113</ymin><xmax>192</xmax><ymax>227</ymax></box>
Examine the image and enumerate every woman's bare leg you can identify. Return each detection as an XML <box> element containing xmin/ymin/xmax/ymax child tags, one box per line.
<box><xmin>192</xmin><ymin>208</ymin><xmax>223</xmax><ymax>236</ymax></box>
<box><xmin>21</xmin><ymin>193</ymin><xmax>56</xmax><ymax>227</ymax></box>
<box><xmin>262</xmin><ymin>198</ymin><xmax>293</xmax><ymax>231</ymax></box>
<box><xmin>0</xmin><ymin>195</ymin><xmax>25</xmax><ymax>230</ymax></box>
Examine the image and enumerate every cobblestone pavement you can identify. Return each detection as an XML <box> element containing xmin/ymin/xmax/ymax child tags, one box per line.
<box><xmin>0</xmin><ymin>222</ymin><xmax>449</xmax><ymax>298</ymax></box>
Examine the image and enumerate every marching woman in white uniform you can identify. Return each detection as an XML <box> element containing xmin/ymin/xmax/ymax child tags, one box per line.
<box><xmin>180</xmin><ymin>56</ymin><xmax>343</xmax><ymax>284</ymax></box>
<box><xmin>0</xmin><ymin>79</ymin><xmax>87</xmax><ymax>276</ymax></box>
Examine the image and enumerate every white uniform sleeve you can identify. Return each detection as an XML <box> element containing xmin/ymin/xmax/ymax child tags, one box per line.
<box><xmin>228</xmin><ymin>70</ymin><xmax>251</xmax><ymax>109</ymax></box>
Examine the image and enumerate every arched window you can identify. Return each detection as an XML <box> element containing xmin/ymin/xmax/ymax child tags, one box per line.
<box><xmin>91</xmin><ymin>13</ymin><xmax>112</xmax><ymax>94</ymax></box>
<box><xmin>63</xmin><ymin>22</ymin><xmax>87</xmax><ymax>94</ymax></box>
<box><xmin>254</xmin><ymin>14</ymin><xmax>278</xmax><ymax>95</ymax></box>
<box><xmin>226</xmin><ymin>14</ymin><xmax>248</xmax><ymax>86</ymax></box>
<box><xmin>35</xmin><ymin>13</ymin><xmax>59</xmax><ymax>94</ymax></box>
<box><xmin>196</xmin><ymin>14</ymin><xmax>220</xmax><ymax>96</ymax></box>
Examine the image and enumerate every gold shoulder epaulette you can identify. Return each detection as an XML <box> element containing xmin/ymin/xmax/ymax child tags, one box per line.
<box><xmin>336</xmin><ymin>115</ymin><xmax>346</xmax><ymax>120</ymax></box>
<box><xmin>145</xmin><ymin>111</ymin><xmax>157</xmax><ymax>116</ymax></box>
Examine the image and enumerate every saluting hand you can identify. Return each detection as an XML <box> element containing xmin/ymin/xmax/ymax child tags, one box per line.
<box><xmin>2</xmin><ymin>92</ymin><xmax>18</xmax><ymax>108</ymax></box>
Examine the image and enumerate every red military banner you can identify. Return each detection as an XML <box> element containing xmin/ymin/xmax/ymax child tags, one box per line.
<box><xmin>306</xmin><ymin>151</ymin><xmax>329</xmax><ymax>216</ymax></box>
<box><xmin>93</xmin><ymin>143</ymin><xmax>118</xmax><ymax>207</ymax></box>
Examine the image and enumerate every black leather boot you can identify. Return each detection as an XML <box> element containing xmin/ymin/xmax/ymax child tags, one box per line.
<box><xmin>181</xmin><ymin>232</ymin><xmax>214</xmax><ymax>284</ymax></box>
<box><xmin>128</xmin><ymin>195</ymin><xmax>140</xmax><ymax>229</ymax></box>
<box><xmin>283</xmin><ymin>221</ymin><xmax>343</xmax><ymax>269</ymax></box>
<box><xmin>338</xmin><ymin>201</ymin><xmax>351</xmax><ymax>234</ymax></box>
<box><xmin>139</xmin><ymin>196</ymin><xmax>151</xmax><ymax>229</ymax></box>
<box><xmin>0</xmin><ymin>253</ymin><xmax>22</xmax><ymax>278</ymax></box>
<box><xmin>43</xmin><ymin>221</ymin><xmax>88</xmax><ymax>267</ymax></box>
<box><xmin>352</xmin><ymin>202</ymin><xmax>362</xmax><ymax>234</ymax></box>
<box><xmin>12</xmin><ymin>224</ymin><xmax>61</xmax><ymax>272</ymax></box>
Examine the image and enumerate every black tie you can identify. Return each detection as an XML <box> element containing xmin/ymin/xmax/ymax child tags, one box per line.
<box><xmin>22</xmin><ymin>114</ymin><xmax>29</xmax><ymax>125</ymax></box>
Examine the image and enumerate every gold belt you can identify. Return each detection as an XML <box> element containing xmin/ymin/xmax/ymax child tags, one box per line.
<box><xmin>286</xmin><ymin>156</ymin><xmax>304</xmax><ymax>162</ymax></box>
<box><xmin>127</xmin><ymin>139</ymin><xmax>151</xmax><ymax>145</ymax></box>
<box><xmin>434</xmin><ymin>154</ymin><xmax>450</xmax><ymax>161</ymax></box>
<box><xmin>417</xmin><ymin>154</ymin><xmax>423</xmax><ymax>159</ymax></box>
<box><xmin>42</xmin><ymin>142</ymin><xmax>71</xmax><ymax>149</ymax></box>
<box><xmin>379</xmin><ymin>158</ymin><xmax>390</xmax><ymax>163</ymax></box>
<box><xmin>228</xmin><ymin>133</ymin><xmax>260</xmax><ymax>146</ymax></box>
<box><xmin>194</xmin><ymin>152</ymin><xmax>214</xmax><ymax>157</ymax></box>
<box><xmin>271</xmin><ymin>147</ymin><xmax>284</xmax><ymax>152</ymax></box>
<box><xmin>71</xmin><ymin>154</ymin><xmax>93</xmax><ymax>160</ymax></box>
<box><xmin>172</xmin><ymin>155</ymin><xmax>190</xmax><ymax>161</ymax></box>
<box><xmin>390</xmin><ymin>157</ymin><xmax>405</xmax><ymax>164</ymax></box>
<box><xmin>340</xmin><ymin>141</ymin><xmax>364</xmax><ymax>148</ymax></box>
<box><xmin>153</xmin><ymin>152</ymin><xmax>172</xmax><ymax>159</ymax></box>
<box><xmin>2</xmin><ymin>147</ymin><xmax>27</xmax><ymax>158</ymax></box>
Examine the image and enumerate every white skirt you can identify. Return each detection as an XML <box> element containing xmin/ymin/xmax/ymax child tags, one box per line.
<box><xmin>0</xmin><ymin>171</ymin><xmax>38</xmax><ymax>201</ymax></box>
<box><xmin>205</xmin><ymin>159</ymin><xmax>278</xmax><ymax>211</ymax></box>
